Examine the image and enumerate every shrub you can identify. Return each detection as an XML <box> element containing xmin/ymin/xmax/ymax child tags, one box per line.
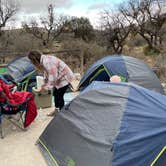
<box><xmin>154</xmin><ymin>54</ymin><xmax>166</xmax><ymax>82</ymax></box>
<box><xmin>61</xmin><ymin>39</ymin><xmax>108</xmax><ymax>72</ymax></box>
<box><xmin>127</xmin><ymin>34</ymin><xmax>146</xmax><ymax>47</ymax></box>
<box><xmin>143</xmin><ymin>46</ymin><xmax>160</xmax><ymax>56</ymax></box>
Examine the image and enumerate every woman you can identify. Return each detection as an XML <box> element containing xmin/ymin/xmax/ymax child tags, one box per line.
<box><xmin>28</xmin><ymin>50</ymin><xmax>75</xmax><ymax>116</ymax></box>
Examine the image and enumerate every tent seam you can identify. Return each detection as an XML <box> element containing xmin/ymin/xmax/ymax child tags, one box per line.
<box><xmin>150</xmin><ymin>146</ymin><xmax>166</xmax><ymax>166</ymax></box>
<box><xmin>38</xmin><ymin>139</ymin><xmax>59</xmax><ymax>166</ymax></box>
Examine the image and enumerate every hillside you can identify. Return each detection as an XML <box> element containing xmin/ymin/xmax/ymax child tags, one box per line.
<box><xmin>0</xmin><ymin>28</ymin><xmax>165</xmax><ymax>82</ymax></box>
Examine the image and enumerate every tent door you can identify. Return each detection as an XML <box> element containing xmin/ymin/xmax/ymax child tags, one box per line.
<box><xmin>89</xmin><ymin>65</ymin><xmax>110</xmax><ymax>84</ymax></box>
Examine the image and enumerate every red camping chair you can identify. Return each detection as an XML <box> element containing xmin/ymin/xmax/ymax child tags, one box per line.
<box><xmin>0</xmin><ymin>79</ymin><xmax>37</xmax><ymax>138</ymax></box>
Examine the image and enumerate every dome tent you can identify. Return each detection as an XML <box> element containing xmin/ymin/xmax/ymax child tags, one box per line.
<box><xmin>38</xmin><ymin>81</ymin><xmax>166</xmax><ymax>166</ymax></box>
<box><xmin>78</xmin><ymin>55</ymin><xmax>164</xmax><ymax>94</ymax></box>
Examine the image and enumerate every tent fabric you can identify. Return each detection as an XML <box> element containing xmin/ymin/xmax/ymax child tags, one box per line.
<box><xmin>7</xmin><ymin>56</ymin><xmax>35</xmax><ymax>82</ymax></box>
<box><xmin>112</xmin><ymin>83</ymin><xmax>166</xmax><ymax>166</ymax></box>
<box><xmin>80</xmin><ymin>56</ymin><xmax>128</xmax><ymax>84</ymax></box>
<box><xmin>123</xmin><ymin>56</ymin><xmax>163</xmax><ymax>94</ymax></box>
<box><xmin>78</xmin><ymin>55</ymin><xmax>164</xmax><ymax>94</ymax></box>
<box><xmin>38</xmin><ymin>81</ymin><xmax>166</xmax><ymax>166</ymax></box>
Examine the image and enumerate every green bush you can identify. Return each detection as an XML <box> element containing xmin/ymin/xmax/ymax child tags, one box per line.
<box><xmin>127</xmin><ymin>34</ymin><xmax>146</xmax><ymax>47</ymax></box>
<box><xmin>143</xmin><ymin>46</ymin><xmax>160</xmax><ymax>56</ymax></box>
<box><xmin>154</xmin><ymin>54</ymin><xmax>166</xmax><ymax>82</ymax></box>
<box><xmin>61</xmin><ymin>39</ymin><xmax>108</xmax><ymax>72</ymax></box>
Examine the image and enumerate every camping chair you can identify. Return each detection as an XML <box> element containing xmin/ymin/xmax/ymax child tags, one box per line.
<box><xmin>0</xmin><ymin>92</ymin><xmax>30</xmax><ymax>138</ymax></box>
<box><xmin>0</xmin><ymin>70</ymin><xmax>37</xmax><ymax>92</ymax></box>
<box><xmin>0</xmin><ymin>79</ymin><xmax>30</xmax><ymax>138</ymax></box>
<box><xmin>16</xmin><ymin>70</ymin><xmax>37</xmax><ymax>92</ymax></box>
<box><xmin>0</xmin><ymin>70</ymin><xmax>36</xmax><ymax>92</ymax></box>
<box><xmin>3</xmin><ymin>56</ymin><xmax>37</xmax><ymax>92</ymax></box>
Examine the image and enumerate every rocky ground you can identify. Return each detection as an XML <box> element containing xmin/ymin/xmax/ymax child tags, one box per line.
<box><xmin>0</xmin><ymin>108</ymin><xmax>53</xmax><ymax>166</ymax></box>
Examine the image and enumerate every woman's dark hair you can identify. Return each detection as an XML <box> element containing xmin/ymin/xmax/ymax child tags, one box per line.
<box><xmin>28</xmin><ymin>50</ymin><xmax>42</xmax><ymax>66</ymax></box>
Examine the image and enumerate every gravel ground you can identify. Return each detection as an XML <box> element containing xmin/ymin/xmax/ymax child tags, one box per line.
<box><xmin>0</xmin><ymin>107</ymin><xmax>53</xmax><ymax>166</ymax></box>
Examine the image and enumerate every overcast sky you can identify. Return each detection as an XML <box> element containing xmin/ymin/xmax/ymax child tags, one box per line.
<box><xmin>9</xmin><ymin>0</ymin><xmax>124</xmax><ymax>28</ymax></box>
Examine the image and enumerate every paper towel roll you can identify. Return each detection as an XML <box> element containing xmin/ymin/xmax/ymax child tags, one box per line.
<box><xmin>36</xmin><ymin>76</ymin><xmax>44</xmax><ymax>90</ymax></box>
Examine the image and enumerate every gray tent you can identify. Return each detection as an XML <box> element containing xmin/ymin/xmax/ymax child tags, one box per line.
<box><xmin>38</xmin><ymin>82</ymin><xmax>166</xmax><ymax>166</ymax></box>
<box><xmin>78</xmin><ymin>55</ymin><xmax>164</xmax><ymax>94</ymax></box>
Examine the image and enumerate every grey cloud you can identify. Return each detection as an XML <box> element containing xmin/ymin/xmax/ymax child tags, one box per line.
<box><xmin>88</xmin><ymin>2</ymin><xmax>110</xmax><ymax>10</ymax></box>
<box><xmin>18</xmin><ymin>0</ymin><xmax>74</xmax><ymax>13</ymax></box>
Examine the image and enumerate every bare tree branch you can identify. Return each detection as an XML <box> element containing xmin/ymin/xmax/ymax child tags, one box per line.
<box><xmin>22</xmin><ymin>4</ymin><xmax>68</xmax><ymax>47</ymax></box>
<box><xmin>120</xmin><ymin>0</ymin><xmax>166</xmax><ymax>49</ymax></box>
<box><xmin>100</xmin><ymin>10</ymin><xmax>131</xmax><ymax>54</ymax></box>
<box><xmin>0</xmin><ymin>0</ymin><xmax>18</xmax><ymax>29</ymax></box>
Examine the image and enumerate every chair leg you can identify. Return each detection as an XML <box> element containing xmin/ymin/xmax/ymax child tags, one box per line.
<box><xmin>0</xmin><ymin>125</ymin><xmax>4</xmax><ymax>139</ymax></box>
<box><xmin>19</xmin><ymin>112</ymin><xmax>27</xmax><ymax>131</ymax></box>
<box><xmin>4</xmin><ymin>112</ymin><xmax>27</xmax><ymax>131</ymax></box>
<box><xmin>7</xmin><ymin>117</ymin><xmax>25</xmax><ymax>130</ymax></box>
<box><xmin>20</xmin><ymin>112</ymin><xmax>25</xmax><ymax>124</ymax></box>
<box><xmin>0</xmin><ymin>117</ymin><xmax>4</xmax><ymax>139</ymax></box>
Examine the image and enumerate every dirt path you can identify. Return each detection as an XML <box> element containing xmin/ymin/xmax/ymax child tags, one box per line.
<box><xmin>0</xmin><ymin>108</ymin><xmax>53</xmax><ymax>166</ymax></box>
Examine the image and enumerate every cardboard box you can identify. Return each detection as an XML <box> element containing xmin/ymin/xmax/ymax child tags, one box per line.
<box><xmin>33</xmin><ymin>90</ymin><xmax>52</xmax><ymax>109</ymax></box>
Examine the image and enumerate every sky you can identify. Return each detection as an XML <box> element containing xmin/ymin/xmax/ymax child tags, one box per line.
<box><xmin>9</xmin><ymin>0</ymin><xmax>124</xmax><ymax>28</ymax></box>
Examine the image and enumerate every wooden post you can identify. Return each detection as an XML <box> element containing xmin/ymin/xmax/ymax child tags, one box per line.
<box><xmin>80</xmin><ymin>50</ymin><xmax>84</xmax><ymax>76</ymax></box>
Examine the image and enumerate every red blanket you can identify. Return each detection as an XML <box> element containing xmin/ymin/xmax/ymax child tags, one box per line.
<box><xmin>0</xmin><ymin>79</ymin><xmax>37</xmax><ymax>127</ymax></box>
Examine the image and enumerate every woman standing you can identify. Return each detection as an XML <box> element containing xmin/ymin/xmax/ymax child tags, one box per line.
<box><xmin>28</xmin><ymin>50</ymin><xmax>75</xmax><ymax>116</ymax></box>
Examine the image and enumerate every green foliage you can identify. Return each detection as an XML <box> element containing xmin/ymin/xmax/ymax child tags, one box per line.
<box><xmin>61</xmin><ymin>39</ymin><xmax>108</xmax><ymax>70</ymax></box>
<box><xmin>0</xmin><ymin>29</ymin><xmax>43</xmax><ymax>52</ymax></box>
<box><xmin>127</xmin><ymin>34</ymin><xmax>146</xmax><ymax>47</ymax></box>
<box><xmin>143</xmin><ymin>46</ymin><xmax>160</xmax><ymax>56</ymax></box>
<box><xmin>154</xmin><ymin>54</ymin><xmax>166</xmax><ymax>82</ymax></box>
<box><xmin>68</xmin><ymin>17</ymin><xmax>94</xmax><ymax>41</ymax></box>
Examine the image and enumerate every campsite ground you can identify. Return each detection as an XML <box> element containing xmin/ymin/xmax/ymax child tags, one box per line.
<box><xmin>0</xmin><ymin>108</ymin><xmax>52</xmax><ymax>166</ymax></box>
